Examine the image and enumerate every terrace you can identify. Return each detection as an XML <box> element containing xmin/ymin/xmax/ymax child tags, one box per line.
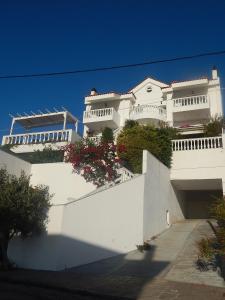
<box><xmin>2</xmin><ymin>109</ymin><xmax>80</xmax><ymax>152</ymax></box>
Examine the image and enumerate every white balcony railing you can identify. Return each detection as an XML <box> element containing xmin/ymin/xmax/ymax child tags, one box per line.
<box><xmin>172</xmin><ymin>136</ymin><xmax>223</xmax><ymax>151</ymax></box>
<box><xmin>130</xmin><ymin>105</ymin><xmax>166</xmax><ymax>121</ymax></box>
<box><xmin>116</xmin><ymin>166</ymin><xmax>135</xmax><ymax>183</ymax></box>
<box><xmin>2</xmin><ymin>129</ymin><xmax>73</xmax><ymax>146</ymax></box>
<box><xmin>83</xmin><ymin>107</ymin><xmax>119</xmax><ymax>122</ymax></box>
<box><xmin>173</xmin><ymin>95</ymin><xmax>208</xmax><ymax>108</ymax></box>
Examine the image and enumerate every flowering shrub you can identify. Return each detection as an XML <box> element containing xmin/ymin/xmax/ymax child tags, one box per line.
<box><xmin>64</xmin><ymin>139</ymin><xmax>126</xmax><ymax>187</ymax></box>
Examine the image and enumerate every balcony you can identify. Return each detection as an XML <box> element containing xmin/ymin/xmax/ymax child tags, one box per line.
<box><xmin>130</xmin><ymin>105</ymin><xmax>166</xmax><ymax>123</ymax></box>
<box><xmin>172</xmin><ymin>136</ymin><xmax>223</xmax><ymax>151</ymax></box>
<box><xmin>173</xmin><ymin>95</ymin><xmax>209</xmax><ymax>113</ymax></box>
<box><xmin>2</xmin><ymin>129</ymin><xmax>78</xmax><ymax>146</ymax></box>
<box><xmin>83</xmin><ymin>108</ymin><xmax>120</xmax><ymax>131</ymax></box>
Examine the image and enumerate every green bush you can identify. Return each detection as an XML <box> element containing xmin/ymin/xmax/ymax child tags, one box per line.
<box><xmin>117</xmin><ymin>121</ymin><xmax>178</xmax><ymax>173</ymax></box>
<box><xmin>101</xmin><ymin>127</ymin><xmax>114</xmax><ymax>143</ymax></box>
<box><xmin>196</xmin><ymin>198</ymin><xmax>225</xmax><ymax>273</ymax></box>
<box><xmin>0</xmin><ymin>145</ymin><xmax>64</xmax><ymax>164</ymax></box>
<box><xmin>203</xmin><ymin>116</ymin><xmax>224</xmax><ymax>137</ymax></box>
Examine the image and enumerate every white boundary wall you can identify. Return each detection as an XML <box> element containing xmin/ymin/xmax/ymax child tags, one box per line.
<box><xmin>6</xmin><ymin>150</ymin><xmax>184</xmax><ymax>270</ymax></box>
<box><xmin>0</xmin><ymin>149</ymin><xmax>31</xmax><ymax>176</ymax></box>
<box><xmin>142</xmin><ymin>151</ymin><xmax>184</xmax><ymax>240</ymax></box>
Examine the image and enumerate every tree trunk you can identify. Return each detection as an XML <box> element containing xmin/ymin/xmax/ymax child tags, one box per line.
<box><xmin>0</xmin><ymin>232</ymin><xmax>10</xmax><ymax>270</ymax></box>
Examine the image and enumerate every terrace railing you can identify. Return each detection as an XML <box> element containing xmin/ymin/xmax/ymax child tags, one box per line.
<box><xmin>2</xmin><ymin>129</ymin><xmax>73</xmax><ymax>145</ymax></box>
<box><xmin>130</xmin><ymin>104</ymin><xmax>166</xmax><ymax>121</ymax></box>
<box><xmin>172</xmin><ymin>136</ymin><xmax>223</xmax><ymax>151</ymax></box>
<box><xmin>173</xmin><ymin>95</ymin><xmax>208</xmax><ymax>108</ymax></box>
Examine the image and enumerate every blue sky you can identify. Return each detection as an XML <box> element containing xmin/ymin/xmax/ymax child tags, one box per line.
<box><xmin>0</xmin><ymin>0</ymin><xmax>225</xmax><ymax>137</ymax></box>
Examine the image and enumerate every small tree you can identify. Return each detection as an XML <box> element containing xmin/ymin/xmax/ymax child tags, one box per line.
<box><xmin>64</xmin><ymin>139</ymin><xmax>126</xmax><ymax>187</ymax></box>
<box><xmin>101</xmin><ymin>127</ymin><xmax>114</xmax><ymax>143</ymax></box>
<box><xmin>117</xmin><ymin>121</ymin><xmax>178</xmax><ymax>173</ymax></box>
<box><xmin>0</xmin><ymin>169</ymin><xmax>51</xmax><ymax>270</ymax></box>
<box><xmin>203</xmin><ymin>116</ymin><xmax>224</xmax><ymax>137</ymax></box>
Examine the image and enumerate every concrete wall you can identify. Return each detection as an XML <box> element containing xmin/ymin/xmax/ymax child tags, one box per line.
<box><xmin>8</xmin><ymin>150</ymin><xmax>184</xmax><ymax>271</ymax></box>
<box><xmin>0</xmin><ymin>149</ymin><xmax>31</xmax><ymax>176</ymax></box>
<box><xmin>171</xmin><ymin>148</ymin><xmax>225</xmax><ymax>194</ymax></box>
<box><xmin>142</xmin><ymin>151</ymin><xmax>185</xmax><ymax>240</ymax></box>
<box><xmin>59</xmin><ymin>175</ymin><xmax>145</xmax><ymax>270</ymax></box>
<box><xmin>30</xmin><ymin>163</ymin><xmax>96</xmax><ymax>234</ymax></box>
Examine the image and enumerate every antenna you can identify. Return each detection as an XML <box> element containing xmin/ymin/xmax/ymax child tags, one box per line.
<box><xmin>30</xmin><ymin>111</ymin><xmax>36</xmax><ymax>115</ymax></box>
<box><xmin>45</xmin><ymin>108</ymin><xmax>51</xmax><ymax>113</ymax></box>
<box><xmin>23</xmin><ymin>112</ymin><xmax>29</xmax><ymax>116</ymax></box>
<box><xmin>38</xmin><ymin>110</ymin><xmax>44</xmax><ymax>114</ymax></box>
<box><xmin>53</xmin><ymin>107</ymin><xmax>59</xmax><ymax>112</ymax></box>
<box><xmin>9</xmin><ymin>113</ymin><xmax>14</xmax><ymax>118</ymax></box>
<box><xmin>62</xmin><ymin>106</ymin><xmax>67</xmax><ymax>111</ymax></box>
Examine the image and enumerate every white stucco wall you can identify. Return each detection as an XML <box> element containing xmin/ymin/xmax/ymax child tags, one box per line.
<box><xmin>59</xmin><ymin>175</ymin><xmax>145</xmax><ymax>270</ymax></box>
<box><xmin>171</xmin><ymin>148</ymin><xmax>225</xmax><ymax>181</ymax></box>
<box><xmin>171</xmin><ymin>147</ymin><xmax>225</xmax><ymax>196</ymax></box>
<box><xmin>8</xmin><ymin>150</ymin><xmax>184</xmax><ymax>271</ymax></box>
<box><xmin>30</xmin><ymin>163</ymin><xmax>96</xmax><ymax>233</ymax></box>
<box><xmin>134</xmin><ymin>83</ymin><xmax>163</xmax><ymax>106</ymax></box>
<box><xmin>142</xmin><ymin>151</ymin><xmax>184</xmax><ymax>240</ymax></box>
<box><xmin>0</xmin><ymin>149</ymin><xmax>31</xmax><ymax>176</ymax></box>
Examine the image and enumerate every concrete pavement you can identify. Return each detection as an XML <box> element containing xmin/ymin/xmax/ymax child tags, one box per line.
<box><xmin>0</xmin><ymin>220</ymin><xmax>224</xmax><ymax>299</ymax></box>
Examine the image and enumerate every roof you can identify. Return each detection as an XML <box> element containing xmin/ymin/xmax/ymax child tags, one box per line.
<box><xmin>129</xmin><ymin>77</ymin><xmax>169</xmax><ymax>93</ymax></box>
<box><xmin>12</xmin><ymin>110</ymin><xmax>78</xmax><ymax>129</ymax></box>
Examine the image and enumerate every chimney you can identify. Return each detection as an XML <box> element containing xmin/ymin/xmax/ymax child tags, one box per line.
<box><xmin>212</xmin><ymin>66</ymin><xmax>218</xmax><ymax>80</ymax></box>
<box><xmin>90</xmin><ymin>88</ymin><xmax>97</xmax><ymax>96</ymax></box>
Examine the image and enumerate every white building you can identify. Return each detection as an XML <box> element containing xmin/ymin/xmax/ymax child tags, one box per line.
<box><xmin>1</xmin><ymin>67</ymin><xmax>225</xmax><ymax>271</ymax></box>
<box><xmin>83</xmin><ymin>67</ymin><xmax>222</xmax><ymax>139</ymax></box>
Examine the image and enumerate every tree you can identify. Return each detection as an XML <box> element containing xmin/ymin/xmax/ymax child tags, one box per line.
<box><xmin>0</xmin><ymin>169</ymin><xmax>51</xmax><ymax>270</ymax></box>
<box><xmin>117</xmin><ymin>121</ymin><xmax>178</xmax><ymax>173</ymax></box>
<box><xmin>203</xmin><ymin>116</ymin><xmax>224</xmax><ymax>137</ymax></box>
<box><xmin>64</xmin><ymin>138</ymin><xmax>126</xmax><ymax>187</ymax></box>
<box><xmin>101</xmin><ymin>127</ymin><xmax>114</xmax><ymax>143</ymax></box>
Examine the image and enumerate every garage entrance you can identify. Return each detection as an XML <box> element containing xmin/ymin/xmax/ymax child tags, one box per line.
<box><xmin>172</xmin><ymin>179</ymin><xmax>223</xmax><ymax>219</ymax></box>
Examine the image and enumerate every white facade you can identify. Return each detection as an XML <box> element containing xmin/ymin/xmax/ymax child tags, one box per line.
<box><xmin>83</xmin><ymin>68</ymin><xmax>223</xmax><ymax>137</ymax></box>
<box><xmin>0</xmin><ymin>67</ymin><xmax>224</xmax><ymax>271</ymax></box>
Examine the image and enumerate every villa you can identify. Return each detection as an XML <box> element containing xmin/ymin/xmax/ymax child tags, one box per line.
<box><xmin>0</xmin><ymin>67</ymin><xmax>224</xmax><ymax>270</ymax></box>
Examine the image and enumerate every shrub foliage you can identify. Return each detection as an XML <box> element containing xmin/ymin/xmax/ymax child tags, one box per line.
<box><xmin>64</xmin><ymin>139</ymin><xmax>126</xmax><ymax>187</ymax></box>
<box><xmin>117</xmin><ymin>121</ymin><xmax>178</xmax><ymax>173</ymax></box>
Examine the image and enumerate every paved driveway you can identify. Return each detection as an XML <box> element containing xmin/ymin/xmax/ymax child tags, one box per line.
<box><xmin>0</xmin><ymin>220</ymin><xmax>224</xmax><ymax>299</ymax></box>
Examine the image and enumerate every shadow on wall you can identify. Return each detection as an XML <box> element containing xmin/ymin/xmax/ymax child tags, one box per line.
<box><xmin>8</xmin><ymin>234</ymin><xmax>170</xmax><ymax>299</ymax></box>
<box><xmin>9</xmin><ymin>234</ymin><xmax>119</xmax><ymax>271</ymax></box>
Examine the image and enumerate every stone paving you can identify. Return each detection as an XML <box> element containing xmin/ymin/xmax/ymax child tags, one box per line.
<box><xmin>165</xmin><ymin>220</ymin><xmax>225</xmax><ymax>287</ymax></box>
<box><xmin>0</xmin><ymin>220</ymin><xmax>224</xmax><ymax>299</ymax></box>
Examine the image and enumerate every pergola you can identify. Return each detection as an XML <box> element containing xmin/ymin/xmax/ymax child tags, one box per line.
<box><xmin>9</xmin><ymin>110</ymin><xmax>79</xmax><ymax>135</ymax></box>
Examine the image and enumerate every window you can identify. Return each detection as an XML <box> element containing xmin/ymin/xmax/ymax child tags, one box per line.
<box><xmin>146</xmin><ymin>86</ymin><xmax>152</xmax><ymax>93</ymax></box>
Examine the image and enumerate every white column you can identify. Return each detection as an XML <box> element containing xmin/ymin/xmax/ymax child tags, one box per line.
<box><xmin>10</xmin><ymin>119</ymin><xmax>15</xmax><ymax>135</ymax></box>
<box><xmin>166</xmin><ymin>93</ymin><xmax>173</xmax><ymax>127</ymax></box>
<box><xmin>75</xmin><ymin>120</ymin><xmax>78</xmax><ymax>133</ymax></box>
<box><xmin>63</xmin><ymin>112</ymin><xmax>67</xmax><ymax>130</ymax></box>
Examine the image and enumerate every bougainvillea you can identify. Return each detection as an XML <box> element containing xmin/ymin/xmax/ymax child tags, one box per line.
<box><xmin>64</xmin><ymin>139</ymin><xmax>126</xmax><ymax>187</ymax></box>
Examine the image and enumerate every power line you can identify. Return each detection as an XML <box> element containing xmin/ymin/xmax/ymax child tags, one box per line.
<box><xmin>1</xmin><ymin>49</ymin><xmax>225</xmax><ymax>79</ymax></box>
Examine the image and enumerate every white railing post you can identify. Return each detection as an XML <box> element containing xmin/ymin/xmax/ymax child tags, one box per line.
<box><xmin>172</xmin><ymin>136</ymin><xmax>223</xmax><ymax>152</ymax></box>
